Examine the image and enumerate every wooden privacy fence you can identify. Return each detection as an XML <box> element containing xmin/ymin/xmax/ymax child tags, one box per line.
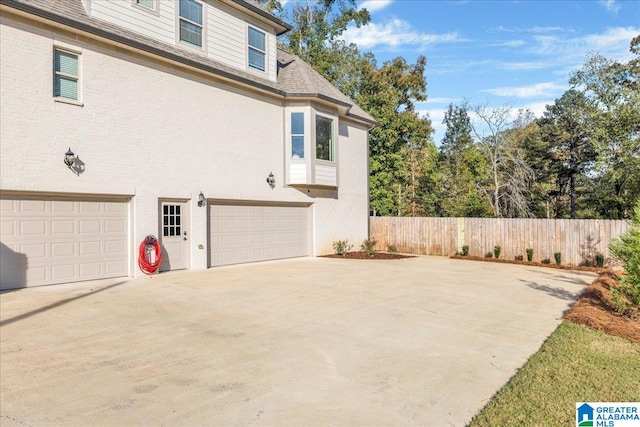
<box><xmin>370</xmin><ymin>217</ymin><xmax>630</xmax><ymax>267</ymax></box>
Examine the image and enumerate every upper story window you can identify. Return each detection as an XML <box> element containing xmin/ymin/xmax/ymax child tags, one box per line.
<box><xmin>54</xmin><ymin>48</ymin><xmax>80</xmax><ymax>101</ymax></box>
<box><xmin>135</xmin><ymin>0</ymin><xmax>154</xmax><ymax>10</ymax></box>
<box><xmin>179</xmin><ymin>0</ymin><xmax>203</xmax><ymax>48</ymax></box>
<box><xmin>291</xmin><ymin>112</ymin><xmax>305</xmax><ymax>159</ymax></box>
<box><xmin>315</xmin><ymin>115</ymin><xmax>334</xmax><ymax>161</ymax></box>
<box><xmin>248</xmin><ymin>27</ymin><xmax>266</xmax><ymax>72</ymax></box>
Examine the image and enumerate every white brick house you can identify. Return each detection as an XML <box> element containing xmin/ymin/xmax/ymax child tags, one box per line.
<box><xmin>0</xmin><ymin>0</ymin><xmax>375</xmax><ymax>290</ymax></box>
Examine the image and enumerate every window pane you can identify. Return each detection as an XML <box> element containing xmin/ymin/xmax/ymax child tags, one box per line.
<box><xmin>291</xmin><ymin>112</ymin><xmax>304</xmax><ymax>135</ymax></box>
<box><xmin>180</xmin><ymin>0</ymin><xmax>202</xmax><ymax>24</ymax></box>
<box><xmin>54</xmin><ymin>76</ymin><xmax>78</xmax><ymax>100</ymax></box>
<box><xmin>292</xmin><ymin>136</ymin><xmax>304</xmax><ymax>159</ymax></box>
<box><xmin>316</xmin><ymin>116</ymin><xmax>333</xmax><ymax>161</ymax></box>
<box><xmin>249</xmin><ymin>48</ymin><xmax>265</xmax><ymax>71</ymax></box>
<box><xmin>55</xmin><ymin>50</ymin><xmax>78</xmax><ymax>76</ymax></box>
<box><xmin>180</xmin><ymin>20</ymin><xmax>202</xmax><ymax>47</ymax></box>
<box><xmin>248</xmin><ymin>27</ymin><xmax>265</xmax><ymax>51</ymax></box>
<box><xmin>136</xmin><ymin>0</ymin><xmax>154</xmax><ymax>9</ymax></box>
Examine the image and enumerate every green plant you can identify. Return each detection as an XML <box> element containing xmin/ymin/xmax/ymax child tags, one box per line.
<box><xmin>387</xmin><ymin>244</ymin><xmax>398</xmax><ymax>254</ymax></box>
<box><xmin>332</xmin><ymin>240</ymin><xmax>353</xmax><ymax>256</ymax></box>
<box><xmin>609</xmin><ymin>202</ymin><xmax>640</xmax><ymax>315</ymax></box>
<box><xmin>595</xmin><ymin>252</ymin><xmax>605</xmax><ymax>268</ymax></box>
<box><xmin>494</xmin><ymin>245</ymin><xmax>501</xmax><ymax>259</ymax></box>
<box><xmin>461</xmin><ymin>245</ymin><xmax>469</xmax><ymax>256</ymax></box>
<box><xmin>554</xmin><ymin>252</ymin><xmax>561</xmax><ymax>265</ymax></box>
<box><xmin>360</xmin><ymin>238</ymin><xmax>378</xmax><ymax>257</ymax></box>
<box><xmin>526</xmin><ymin>248</ymin><xmax>534</xmax><ymax>262</ymax></box>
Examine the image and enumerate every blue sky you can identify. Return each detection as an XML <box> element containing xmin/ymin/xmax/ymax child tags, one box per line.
<box><xmin>285</xmin><ymin>0</ymin><xmax>640</xmax><ymax>143</ymax></box>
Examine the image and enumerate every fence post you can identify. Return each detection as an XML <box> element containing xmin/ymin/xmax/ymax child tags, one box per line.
<box><xmin>457</xmin><ymin>217</ymin><xmax>465</xmax><ymax>253</ymax></box>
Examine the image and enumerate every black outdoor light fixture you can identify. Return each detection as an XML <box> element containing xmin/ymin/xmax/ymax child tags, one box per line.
<box><xmin>197</xmin><ymin>191</ymin><xmax>206</xmax><ymax>207</ymax></box>
<box><xmin>266</xmin><ymin>172</ymin><xmax>275</xmax><ymax>189</ymax></box>
<box><xmin>64</xmin><ymin>147</ymin><xmax>78</xmax><ymax>175</ymax></box>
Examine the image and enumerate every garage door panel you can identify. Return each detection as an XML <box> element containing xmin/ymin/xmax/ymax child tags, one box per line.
<box><xmin>0</xmin><ymin>197</ymin><xmax>129</xmax><ymax>290</ymax></box>
<box><xmin>51</xmin><ymin>241</ymin><xmax>75</xmax><ymax>257</ymax></box>
<box><xmin>208</xmin><ymin>203</ymin><xmax>308</xmax><ymax>267</ymax></box>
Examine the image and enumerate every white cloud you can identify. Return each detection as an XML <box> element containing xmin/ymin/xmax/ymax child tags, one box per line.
<box><xmin>481</xmin><ymin>82</ymin><xmax>566</xmax><ymax>99</ymax></box>
<box><xmin>342</xmin><ymin>18</ymin><xmax>462</xmax><ymax>49</ymax></box>
<box><xmin>425</xmin><ymin>97</ymin><xmax>459</xmax><ymax>105</ymax></box>
<box><xmin>499</xmin><ymin>61</ymin><xmax>550</xmax><ymax>71</ymax></box>
<box><xmin>530</xmin><ymin>26</ymin><xmax>639</xmax><ymax>62</ymax></box>
<box><xmin>600</xmin><ymin>0</ymin><xmax>620</xmax><ymax>14</ymax></box>
<box><xmin>359</xmin><ymin>0</ymin><xmax>394</xmax><ymax>13</ymax></box>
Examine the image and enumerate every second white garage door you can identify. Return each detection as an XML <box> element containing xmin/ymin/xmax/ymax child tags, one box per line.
<box><xmin>208</xmin><ymin>202</ymin><xmax>309</xmax><ymax>267</ymax></box>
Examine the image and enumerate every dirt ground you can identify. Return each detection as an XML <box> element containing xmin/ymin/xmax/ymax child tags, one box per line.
<box><xmin>563</xmin><ymin>271</ymin><xmax>640</xmax><ymax>344</ymax></box>
<box><xmin>322</xmin><ymin>251</ymin><xmax>413</xmax><ymax>259</ymax></box>
<box><xmin>450</xmin><ymin>254</ymin><xmax>604</xmax><ymax>273</ymax></box>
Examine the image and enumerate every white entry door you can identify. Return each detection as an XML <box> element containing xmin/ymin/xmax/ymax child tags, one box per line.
<box><xmin>159</xmin><ymin>202</ymin><xmax>189</xmax><ymax>271</ymax></box>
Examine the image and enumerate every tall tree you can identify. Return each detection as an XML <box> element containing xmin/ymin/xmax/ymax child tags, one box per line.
<box><xmin>438</xmin><ymin>102</ymin><xmax>491</xmax><ymax>217</ymax></box>
<box><xmin>472</xmin><ymin>104</ymin><xmax>534</xmax><ymax>217</ymax></box>
<box><xmin>538</xmin><ymin>90</ymin><xmax>596</xmax><ymax>218</ymax></box>
<box><xmin>357</xmin><ymin>56</ymin><xmax>434</xmax><ymax>216</ymax></box>
<box><xmin>570</xmin><ymin>38</ymin><xmax>640</xmax><ymax>219</ymax></box>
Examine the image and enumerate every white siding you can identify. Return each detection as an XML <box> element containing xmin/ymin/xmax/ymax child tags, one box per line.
<box><xmin>289</xmin><ymin>163</ymin><xmax>307</xmax><ymax>184</ymax></box>
<box><xmin>88</xmin><ymin>0</ymin><xmax>278</xmax><ymax>81</ymax></box>
<box><xmin>90</xmin><ymin>0</ymin><xmax>175</xmax><ymax>46</ymax></box>
<box><xmin>315</xmin><ymin>164</ymin><xmax>337</xmax><ymax>187</ymax></box>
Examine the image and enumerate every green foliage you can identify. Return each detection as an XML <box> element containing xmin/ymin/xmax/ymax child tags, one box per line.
<box><xmin>554</xmin><ymin>252</ymin><xmax>561</xmax><ymax>265</ymax></box>
<box><xmin>332</xmin><ymin>239</ymin><xmax>353</xmax><ymax>256</ymax></box>
<box><xmin>596</xmin><ymin>252</ymin><xmax>605</xmax><ymax>268</ymax></box>
<box><xmin>609</xmin><ymin>203</ymin><xmax>640</xmax><ymax>314</ymax></box>
<box><xmin>526</xmin><ymin>248</ymin><xmax>534</xmax><ymax>262</ymax></box>
<box><xmin>437</xmin><ymin>102</ymin><xmax>492</xmax><ymax>217</ymax></box>
<box><xmin>387</xmin><ymin>244</ymin><xmax>398</xmax><ymax>254</ymax></box>
<box><xmin>461</xmin><ymin>245</ymin><xmax>469</xmax><ymax>256</ymax></box>
<box><xmin>261</xmin><ymin>0</ymin><xmax>638</xmax><ymax>221</ymax></box>
<box><xmin>360</xmin><ymin>238</ymin><xmax>378</xmax><ymax>257</ymax></box>
<box><xmin>570</xmin><ymin>42</ymin><xmax>640</xmax><ymax>219</ymax></box>
<box><xmin>493</xmin><ymin>245</ymin><xmax>501</xmax><ymax>259</ymax></box>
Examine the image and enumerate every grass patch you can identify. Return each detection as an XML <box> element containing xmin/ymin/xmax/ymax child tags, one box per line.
<box><xmin>469</xmin><ymin>321</ymin><xmax>640</xmax><ymax>427</ymax></box>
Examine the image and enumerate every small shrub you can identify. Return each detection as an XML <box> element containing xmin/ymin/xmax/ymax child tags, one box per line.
<box><xmin>360</xmin><ymin>238</ymin><xmax>378</xmax><ymax>257</ymax></box>
<box><xmin>494</xmin><ymin>245</ymin><xmax>501</xmax><ymax>259</ymax></box>
<box><xmin>515</xmin><ymin>255</ymin><xmax>523</xmax><ymax>261</ymax></box>
<box><xmin>387</xmin><ymin>244</ymin><xmax>398</xmax><ymax>254</ymax></box>
<box><xmin>541</xmin><ymin>258</ymin><xmax>551</xmax><ymax>264</ymax></box>
<box><xmin>609</xmin><ymin>202</ymin><xmax>640</xmax><ymax>315</ymax></box>
<box><xmin>554</xmin><ymin>252</ymin><xmax>561</xmax><ymax>265</ymax></box>
<box><xmin>526</xmin><ymin>248</ymin><xmax>534</xmax><ymax>262</ymax></box>
<box><xmin>484</xmin><ymin>252</ymin><xmax>493</xmax><ymax>259</ymax></box>
<box><xmin>461</xmin><ymin>245</ymin><xmax>469</xmax><ymax>256</ymax></box>
<box><xmin>332</xmin><ymin>240</ymin><xmax>353</xmax><ymax>256</ymax></box>
<box><xmin>595</xmin><ymin>252</ymin><xmax>605</xmax><ymax>268</ymax></box>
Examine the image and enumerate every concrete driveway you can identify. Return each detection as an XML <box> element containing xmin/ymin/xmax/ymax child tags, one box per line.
<box><xmin>1</xmin><ymin>256</ymin><xmax>595</xmax><ymax>426</ymax></box>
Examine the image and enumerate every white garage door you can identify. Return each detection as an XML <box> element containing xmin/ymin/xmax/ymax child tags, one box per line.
<box><xmin>0</xmin><ymin>195</ymin><xmax>129</xmax><ymax>290</ymax></box>
<box><xmin>208</xmin><ymin>202</ymin><xmax>309</xmax><ymax>267</ymax></box>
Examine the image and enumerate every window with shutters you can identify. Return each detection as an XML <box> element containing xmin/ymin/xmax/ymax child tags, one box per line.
<box><xmin>53</xmin><ymin>48</ymin><xmax>81</xmax><ymax>104</ymax></box>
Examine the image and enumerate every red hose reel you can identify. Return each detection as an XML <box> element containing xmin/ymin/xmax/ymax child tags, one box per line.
<box><xmin>138</xmin><ymin>235</ymin><xmax>162</xmax><ymax>275</ymax></box>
